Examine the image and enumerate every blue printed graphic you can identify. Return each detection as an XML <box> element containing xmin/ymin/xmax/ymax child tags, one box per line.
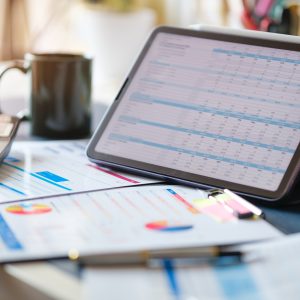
<box><xmin>214</xmin><ymin>261</ymin><xmax>261</xmax><ymax>300</ymax></box>
<box><xmin>0</xmin><ymin>214</ymin><xmax>23</xmax><ymax>250</ymax></box>
<box><xmin>36</xmin><ymin>171</ymin><xmax>68</xmax><ymax>183</ymax></box>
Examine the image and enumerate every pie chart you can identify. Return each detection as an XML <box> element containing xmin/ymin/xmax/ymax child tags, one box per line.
<box><xmin>145</xmin><ymin>220</ymin><xmax>193</xmax><ymax>232</ymax></box>
<box><xmin>6</xmin><ymin>203</ymin><xmax>52</xmax><ymax>215</ymax></box>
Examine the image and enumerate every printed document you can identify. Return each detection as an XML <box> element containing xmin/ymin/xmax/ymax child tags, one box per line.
<box><xmin>0</xmin><ymin>140</ymin><xmax>157</xmax><ymax>203</ymax></box>
<box><xmin>0</xmin><ymin>184</ymin><xmax>281</xmax><ymax>263</ymax></box>
<box><xmin>83</xmin><ymin>233</ymin><xmax>300</xmax><ymax>300</ymax></box>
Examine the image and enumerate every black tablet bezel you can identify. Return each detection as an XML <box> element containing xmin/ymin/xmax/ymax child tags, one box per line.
<box><xmin>87</xmin><ymin>26</ymin><xmax>300</xmax><ymax>202</ymax></box>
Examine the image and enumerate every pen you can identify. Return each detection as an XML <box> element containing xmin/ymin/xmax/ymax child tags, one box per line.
<box><xmin>74</xmin><ymin>246</ymin><xmax>242</xmax><ymax>266</ymax></box>
<box><xmin>216</xmin><ymin>193</ymin><xmax>254</xmax><ymax>219</ymax></box>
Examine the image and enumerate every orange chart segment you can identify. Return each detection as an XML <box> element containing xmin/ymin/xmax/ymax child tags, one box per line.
<box><xmin>145</xmin><ymin>220</ymin><xmax>193</xmax><ymax>232</ymax></box>
<box><xmin>166</xmin><ymin>189</ymin><xmax>199</xmax><ymax>214</ymax></box>
<box><xmin>6</xmin><ymin>203</ymin><xmax>52</xmax><ymax>215</ymax></box>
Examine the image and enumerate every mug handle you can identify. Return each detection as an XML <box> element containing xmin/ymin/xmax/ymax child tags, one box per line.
<box><xmin>0</xmin><ymin>60</ymin><xmax>29</xmax><ymax>117</ymax></box>
<box><xmin>0</xmin><ymin>60</ymin><xmax>28</xmax><ymax>80</ymax></box>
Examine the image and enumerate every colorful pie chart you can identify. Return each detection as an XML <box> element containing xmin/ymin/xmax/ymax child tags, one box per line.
<box><xmin>145</xmin><ymin>220</ymin><xmax>193</xmax><ymax>232</ymax></box>
<box><xmin>6</xmin><ymin>203</ymin><xmax>52</xmax><ymax>215</ymax></box>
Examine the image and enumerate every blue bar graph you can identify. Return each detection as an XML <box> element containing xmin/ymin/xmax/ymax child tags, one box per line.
<box><xmin>0</xmin><ymin>214</ymin><xmax>23</xmax><ymax>250</ymax></box>
<box><xmin>3</xmin><ymin>163</ymin><xmax>72</xmax><ymax>191</ymax></box>
<box><xmin>163</xmin><ymin>259</ymin><xmax>181</xmax><ymax>300</ymax></box>
<box><xmin>36</xmin><ymin>171</ymin><xmax>68</xmax><ymax>183</ymax></box>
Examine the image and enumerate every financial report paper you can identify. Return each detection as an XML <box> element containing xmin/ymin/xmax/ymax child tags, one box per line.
<box><xmin>0</xmin><ymin>184</ymin><xmax>281</xmax><ymax>263</ymax></box>
<box><xmin>82</xmin><ymin>234</ymin><xmax>300</xmax><ymax>300</ymax></box>
<box><xmin>0</xmin><ymin>140</ymin><xmax>157</xmax><ymax>203</ymax></box>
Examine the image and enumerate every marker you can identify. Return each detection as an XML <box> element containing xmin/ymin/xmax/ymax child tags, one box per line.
<box><xmin>224</xmin><ymin>189</ymin><xmax>264</xmax><ymax>218</ymax></box>
<box><xmin>210</xmin><ymin>195</ymin><xmax>251</xmax><ymax>219</ymax></box>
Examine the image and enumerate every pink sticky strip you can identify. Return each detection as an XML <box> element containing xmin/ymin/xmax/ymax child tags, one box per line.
<box><xmin>226</xmin><ymin>199</ymin><xmax>251</xmax><ymax>214</ymax></box>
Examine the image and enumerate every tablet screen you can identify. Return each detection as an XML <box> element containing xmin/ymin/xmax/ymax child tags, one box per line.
<box><xmin>94</xmin><ymin>30</ymin><xmax>300</xmax><ymax>194</ymax></box>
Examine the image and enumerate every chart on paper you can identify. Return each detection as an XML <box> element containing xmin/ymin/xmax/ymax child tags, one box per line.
<box><xmin>0</xmin><ymin>184</ymin><xmax>281</xmax><ymax>263</ymax></box>
<box><xmin>96</xmin><ymin>32</ymin><xmax>300</xmax><ymax>191</ymax></box>
<box><xmin>0</xmin><ymin>140</ymin><xmax>157</xmax><ymax>203</ymax></box>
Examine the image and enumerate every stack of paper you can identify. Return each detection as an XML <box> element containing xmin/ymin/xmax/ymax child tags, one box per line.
<box><xmin>82</xmin><ymin>233</ymin><xmax>300</xmax><ymax>300</ymax></box>
<box><xmin>0</xmin><ymin>182</ymin><xmax>281</xmax><ymax>263</ymax></box>
<box><xmin>0</xmin><ymin>140</ymin><xmax>284</xmax><ymax>294</ymax></box>
<box><xmin>0</xmin><ymin>141</ymin><xmax>290</xmax><ymax>300</ymax></box>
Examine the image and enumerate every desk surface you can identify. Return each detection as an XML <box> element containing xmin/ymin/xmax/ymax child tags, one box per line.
<box><xmin>258</xmin><ymin>187</ymin><xmax>300</xmax><ymax>234</ymax></box>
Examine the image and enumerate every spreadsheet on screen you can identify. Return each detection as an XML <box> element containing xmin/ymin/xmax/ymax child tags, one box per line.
<box><xmin>96</xmin><ymin>32</ymin><xmax>300</xmax><ymax>191</ymax></box>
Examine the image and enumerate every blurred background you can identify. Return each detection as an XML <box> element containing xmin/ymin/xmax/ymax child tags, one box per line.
<box><xmin>1</xmin><ymin>0</ymin><xmax>300</xmax><ymax>107</ymax></box>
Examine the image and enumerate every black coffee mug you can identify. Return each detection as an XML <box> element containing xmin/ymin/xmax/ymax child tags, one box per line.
<box><xmin>0</xmin><ymin>53</ymin><xmax>92</xmax><ymax>139</ymax></box>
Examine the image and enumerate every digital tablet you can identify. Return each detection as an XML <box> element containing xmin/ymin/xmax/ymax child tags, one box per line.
<box><xmin>87</xmin><ymin>26</ymin><xmax>300</xmax><ymax>202</ymax></box>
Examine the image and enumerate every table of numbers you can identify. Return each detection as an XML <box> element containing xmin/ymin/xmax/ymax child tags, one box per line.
<box><xmin>97</xmin><ymin>32</ymin><xmax>300</xmax><ymax>191</ymax></box>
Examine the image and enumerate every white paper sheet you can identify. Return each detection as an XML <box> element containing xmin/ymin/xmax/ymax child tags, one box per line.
<box><xmin>82</xmin><ymin>266</ymin><xmax>168</xmax><ymax>300</ymax></box>
<box><xmin>0</xmin><ymin>184</ymin><xmax>281</xmax><ymax>263</ymax></box>
<box><xmin>0</xmin><ymin>140</ymin><xmax>157</xmax><ymax>203</ymax></box>
<box><xmin>82</xmin><ymin>234</ymin><xmax>300</xmax><ymax>300</ymax></box>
